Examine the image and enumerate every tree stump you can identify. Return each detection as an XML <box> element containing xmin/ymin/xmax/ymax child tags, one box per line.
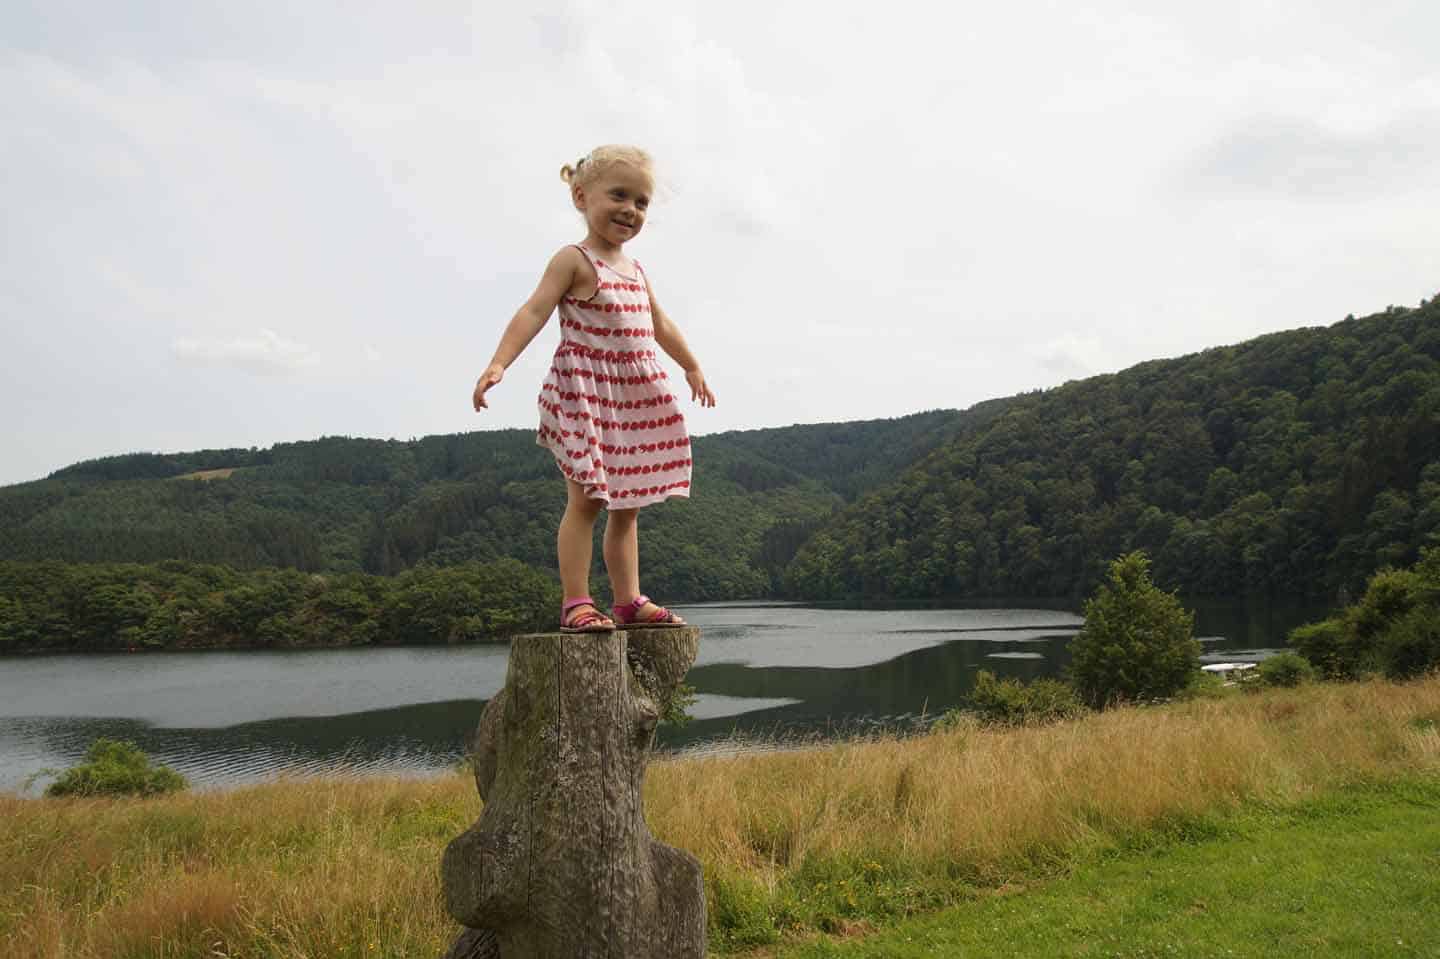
<box><xmin>440</xmin><ymin>627</ymin><xmax>705</xmax><ymax>959</ymax></box>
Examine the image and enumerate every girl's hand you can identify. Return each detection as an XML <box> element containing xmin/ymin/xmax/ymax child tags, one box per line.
<box><xmin>685</xmin><ymin>368</ymin><xmax>717</xmax><ymax>408</ymax></box>
<box><xmin>473</xmin><ymin>364</ymin><xmax>505</xmax><ymax>410</ymax></box>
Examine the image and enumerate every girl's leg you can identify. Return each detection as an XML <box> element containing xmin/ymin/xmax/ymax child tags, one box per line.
<box><xmin>603</xmin><ymin>507</ymin><xmax>684</xmax><ymax>624</ymax></box>
<box><xmin>558</xmin><ymin>479</ymin><xmax>605</xmax><ymax>611</ymax></box>
<box><xmin>603</xmin><ymin>507</ymin><xmax>641</xmax><ymax>602</ymax></box>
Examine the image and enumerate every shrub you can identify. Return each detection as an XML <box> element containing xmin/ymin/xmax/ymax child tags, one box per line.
<box><xmin>1290</xmin><ymin>551</ymin><xmax>1440</xmax><ymax>681</ymax></box>
<box><xmin>966</xmin><ymin>670</ymin><xmax>1085</xmax><ymax>726</ymax></box>
<box><xmin>1287</xmin><ymin>618</ymin><xmax>1357</xmax><ymax>680</ymax></box>
<box><xmin>1350</xmin><ymin>568</ymin><xmax>1421</xmax><ymax>645</ymax></box>
<box><xmin>45</xmin><ymin>738</ymin><xmax>188</xmax><ymax>798</ymax></box>
<box><xmin>1257</xmin><ymin>651</ymin><xmax>1316</xmax><ymax>688</ymax></box>
<box><xmin>1374</xmin><ymin>606</ymin><xmax>1440</xmax><ymax>680</ymax></box>
<box><xmin>1069</xmin><ymin>551</ymin><xmax>1199</xmax><ymax>708</ymax></box>
<box><xmin>1182</xmin><ymin>669</ymin><xmax>1229</xmax><ymax>700</ymax></box>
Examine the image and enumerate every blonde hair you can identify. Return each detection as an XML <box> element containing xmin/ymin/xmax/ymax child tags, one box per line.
<box><xmin>559</xmin><ymin>145</ymin><xmax>654</xmax><ymax>193</ymax></box>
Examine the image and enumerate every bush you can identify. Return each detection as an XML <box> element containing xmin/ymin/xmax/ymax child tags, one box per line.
<box><xmin>1374</xmin><ymin>606</ymin><xmax>1440</xmax><ymax>679</ymax></box>
<box><xmin>966</xmin><ymin>670</ymin><xmax>1085</xmax><ymax>726</ymax></box>
<box><xmin>1181</xmin><ymin>669</ymin><xmax>1229</xmax><ymax>701</ymax></box>
<box><xmin>1290</xmin><ymin>551</ymin><xmax>1440</xmax><ymax>681</ymax></box>
<box><xmin>1256</xmin><ymin>651</ymin><xmax>1316</xmax><ymax>688</ymax></box>
<box><xmin>46</xmin><ymin>738</ymin><xmax>188</xmax><ymax>798</ymax></box>
<box><xmin>1287</xmin><ymin>618</ymin><xmax>1357</xmax><ymax>680</ymax></box>
<box><xmin>1350</xmin><ymin>567</ymin><xmax>1421</xmax><ymax>645</ymax></box>
<box><xmin>1069</xmin><ymin>551</ymin><xmax>1199</xmax><ymax>708</ymax></box>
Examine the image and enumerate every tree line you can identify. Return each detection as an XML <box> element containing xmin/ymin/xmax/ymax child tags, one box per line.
<box><xmin>0</xmin><ymin>412</ymin><xmax>978</xmax><ymax>603</ymax></box>
<box><xmin>0</xmin><ymin>559</ymin><xmax>559</xmax><ymax>653</ymax></box>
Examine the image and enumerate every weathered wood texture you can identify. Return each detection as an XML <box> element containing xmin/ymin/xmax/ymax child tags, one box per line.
<box><xmin>441</xmin><ymin>627</ymin><xmax>705</xmax><ymax>959</ymax></box>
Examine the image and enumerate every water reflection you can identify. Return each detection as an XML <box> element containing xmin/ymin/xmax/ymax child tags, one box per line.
<box><xmin>659</xmin><ymin>628</ymin><xmax>1075</xmax><ymax>750</ymax></box>
<box><xmin>0</xmin><ymin>600</ymin><xmax>1326</xmax><ymax>792</ymax></box>
<box><xmin>0</xmin><ymin>700</ymin><xmax>484</xmax><ymax>792</ymax></box>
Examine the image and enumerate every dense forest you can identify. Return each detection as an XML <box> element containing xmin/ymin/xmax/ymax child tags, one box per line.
<box><xmin>3</xmin><ymin>296</ymin><xmax>1437</xmax><ymax>629</ymax></box>
<box><xmin>0</xmin><ymin>409</ymin><xmax>997</xmax><ymax>603</ymax></box>
<box><xmin>0</xmin><ymin>559</ymin><xmax>559</xmax><ymax>653</ymax></box>
<box><xmin>787</xmin><ymin>298</ymin><xmax>1440</xmax><ymax>602</ymax></box>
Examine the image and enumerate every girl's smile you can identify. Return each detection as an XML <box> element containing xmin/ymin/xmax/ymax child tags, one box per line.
<box><xmin>576</xmin><ymin>163</ymin><xmax>652</xmax><ymax>249</ymax></box>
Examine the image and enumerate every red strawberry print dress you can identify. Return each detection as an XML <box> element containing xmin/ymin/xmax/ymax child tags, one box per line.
<box><xmin>536</xmin><ymin>244</ymin><xmax>692</xmax><ymax>508</ymax></box>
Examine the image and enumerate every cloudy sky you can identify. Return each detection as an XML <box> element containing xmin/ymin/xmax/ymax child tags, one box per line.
<box><xmin>3</xmin><ymin>1</ymin><xmax>1437</xmax><ymax>487</ymax></box>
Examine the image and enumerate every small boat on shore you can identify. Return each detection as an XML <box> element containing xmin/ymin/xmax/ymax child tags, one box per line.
<box><xmin>1201</xmin><ymin>662</ymin><xmax>1258</xmax><ymax>684</ymax></box>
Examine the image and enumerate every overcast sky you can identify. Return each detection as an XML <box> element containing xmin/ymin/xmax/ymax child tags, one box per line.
<box><xmin>3</xmin><ymin>1</ymin><xmax>1437</xmax><ymax>487</ymax></box>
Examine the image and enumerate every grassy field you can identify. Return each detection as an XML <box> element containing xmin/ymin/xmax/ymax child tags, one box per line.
<box><xmin>2</xmin><ymin>676</ymin><xmax>1438</xmax><ymax>958</ymax></box>
<box><xmin>770</xmin><ymin>777</ymin><xmax>1440</xmax><ymax>957</ymax></box>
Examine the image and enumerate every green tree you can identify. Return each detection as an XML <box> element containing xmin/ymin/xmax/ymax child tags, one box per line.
<box><xmin>1069</xmin><ymin>551</ymin><xmax>1199</xmax><ymax>707</ymax></box>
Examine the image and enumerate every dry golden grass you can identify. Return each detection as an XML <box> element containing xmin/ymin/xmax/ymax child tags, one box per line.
<box><xmin>3</xmin><ymin>676</ymin><xmax>1438</xmax><ymax>957</ymax></box>
<box><xmin>648</xmin><ymin>677</ymin><xmax>1440</xmax><ymax>889</ymax></box>
<box><xmin>1</xmin><ymin>776</ymin><xmax>469</xmax><ymax>958</ymax></box>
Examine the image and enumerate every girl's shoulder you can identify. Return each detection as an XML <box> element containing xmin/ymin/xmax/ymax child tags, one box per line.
<box><xmin>549</xmin><ymin>244</ymin><xmax>591</xmax><ymax>270</ymax></box>
<box><xmin>553</xmin><ymin>244</ymin><xmax>600</xmax><ymax>300</ymax></box>
<box><xmin>541</xmin><ymin>245</ymin><xmax>593</xmax><ymax>284</ymax></box>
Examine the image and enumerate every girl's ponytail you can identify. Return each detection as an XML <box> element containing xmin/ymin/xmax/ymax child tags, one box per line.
<box><xmin>559</xmin><ymin>156</ymin><xmax>588</xmax><ymax>184</ymax></box>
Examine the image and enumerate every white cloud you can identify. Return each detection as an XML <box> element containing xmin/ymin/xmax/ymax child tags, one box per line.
<box><xmin>1033</xmin><ymin>334</ymin><xmax>1110</xmax><ymax>380</ymax></box>
<box><xmin>1195</xmin><ymin>113</ymin><xmax>1440</xmax><ymax>198</ymax></box>
<box><xmin>2</xmin><ymin>0</ymin><xmax>1439</xmax><ymax>484</ymax></box>
<box><xmin>172</xmin><ymin>329</ymin><xmax>320</xmax><ymax>373</ymax></box>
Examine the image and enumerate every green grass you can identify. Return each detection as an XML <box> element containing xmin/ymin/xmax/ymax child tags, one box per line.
<box><xmin>771</xmin><ymin>778</ymin><xmax>1440</xmax><ymax>958</ymax></box>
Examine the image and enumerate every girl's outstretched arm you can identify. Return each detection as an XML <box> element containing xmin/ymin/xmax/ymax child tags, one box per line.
<box><xmin>648</xmin><ymin>282</ymin><xmax>717</xmax><ymax>408</ymax></box>
<box><xmin>473</xmin><ymin>249</ymin><xmax>581</xmax><ymax>411</ymax></box>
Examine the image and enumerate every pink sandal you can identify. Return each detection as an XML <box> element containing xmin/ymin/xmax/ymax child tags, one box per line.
<box><xmin>560</xmin><ymin>596</ymin><xmax>615</xmax><ymax>634</ymax></box>
<box><xmin>611</xmin><ymin>594</ymin><xmax>686</xmax><ymax>629</ymax></box>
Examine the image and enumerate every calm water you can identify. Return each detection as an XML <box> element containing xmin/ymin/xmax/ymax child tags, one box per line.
<box><xmin>0</xmin><ymin>601</ymin><xmax>1321</xmax><ymax>793</ymax></box>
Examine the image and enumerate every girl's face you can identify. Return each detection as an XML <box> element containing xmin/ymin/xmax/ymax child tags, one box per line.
<box><xmin>575</xmin><ymin>163</ymin><xmax>652</xmax><ymax>246</ymax></box>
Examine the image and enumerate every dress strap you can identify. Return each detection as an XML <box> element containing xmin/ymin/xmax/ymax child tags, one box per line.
<box><xmin>571</xmin><ymin>243</ymin><xmax>600</xmax><ymax>269</ymax></box>
<box><xmin>574</xmin><ymin>244</ymin><xmax>639</xmax><ymax>282</ymax></box>
<box><xmin>567</xmin><ymin>244</ymin><xmax>602</xmax><ymax>302</ymax></box>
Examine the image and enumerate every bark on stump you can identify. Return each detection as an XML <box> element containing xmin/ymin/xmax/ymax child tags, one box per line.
<box><xmin>440</xmin><ymin>627</ymin><xmax>705</xmax><ymax>959</ymax></box>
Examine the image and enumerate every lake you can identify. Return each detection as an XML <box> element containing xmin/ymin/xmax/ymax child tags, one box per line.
<box><xmin>0</xmin><ymin>600</ymin><xmax>1321</xmax><ymax>794</ymax></box>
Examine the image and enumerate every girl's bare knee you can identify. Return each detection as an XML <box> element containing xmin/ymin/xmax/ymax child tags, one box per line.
<box><xmin>564</xmin><ymin>481</ymin><xmax>605</xmax><ymax>517</ymax></box>
<box><xmin>605</xmin><ymin>508</ymin><xmax>639</xmax><ymax>529</ymax></box>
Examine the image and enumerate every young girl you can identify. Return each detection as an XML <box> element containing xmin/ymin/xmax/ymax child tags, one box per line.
<box><xmin>472</xmin><ymin>145</ymin><xmax>716</xmax><ymax>633</ymax></box>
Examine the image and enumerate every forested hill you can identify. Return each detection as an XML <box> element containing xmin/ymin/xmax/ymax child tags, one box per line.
<box><xmin>786</xmin><ymin>297</ymin><xmax>1440</xmax><ymax>602</ymax></box>
<box><xmin>5</xmin><ymin>297</ymin><xmax>1437</xmax><ymax>605</ymax></box>
<box><xmin>0</xmin><ymin>407</ymin><xmax>999</xmax><ymax>602</ymax></box>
